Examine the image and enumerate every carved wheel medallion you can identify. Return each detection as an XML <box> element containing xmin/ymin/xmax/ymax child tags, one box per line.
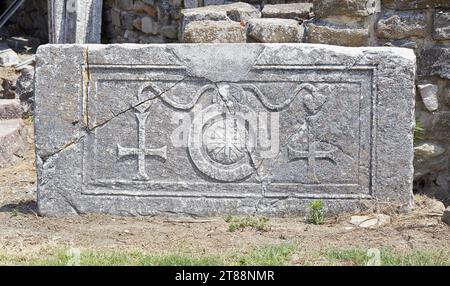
<box><xmin>203</xmin><ymin>117</ymin><xmax>247</xmax><ymax>165</ymax></box>
<box><xmin>188</xmin><ymin>103</ymin><xmax>255</xmax><ymax>182</ymax></box>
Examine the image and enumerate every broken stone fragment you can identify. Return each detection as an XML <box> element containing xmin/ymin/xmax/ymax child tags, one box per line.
<box><xmin>1</xmin><ymin>77</ymin><xmax>16</xmax><ymax>99</ymax></box>
<box><xmin>424</xmin><ymin>199</ymin><xmax>446</xmax><ymax>214</ymax></box>
<box><xmin>443</xmin><ymin>207</ymin><xmax>450</xmax><ymax>225</ymax></box>
<box><xmin>0</xmin><ymin>44</ymin><xmax>19</xmax><ymax>67</ymax></box>
<box><xmin>0</xmin><ymin>99</ymin><xmax>22</xmax><ymax>120</ymax></box>
<box><xmin>16</xmin><ymin>65</ymin><xmax>35</xmax><ymax>115</ymax></box>
<box><xmin>433</xmin><ymin>10</ymin><xmax>450</xmax><ymax>40</ymax></box>
<box><xmin>140</xmin><ymin>16</ymin><xmax>160</xmax><ymax>34</ymax></box>
<box><xmin>414</xmin><ymin>142</ymin><xmax>446</xmax><ymax>160</ymax></box>
<box><xmin>0</xmin><ymin>119</ymin><xmax>26</xmax><ymax>168</ymax></box>
<box><xmin>350</xmin><ymin>214</ymin><xmax>391</xmax><ymax>228</ymax></box>
<box><xmin>183</xmin><ymin>0</ymin><xmax>198</xmax><ymax>9</ymax></box>
<box><xmin>383</xmin><ymin>0</ymin><xmax>450</xmax><ymax>10</ymax></box>
<box><xmin>419</xmin><ymin>46</ymin><xmax>450</xmax><ymax>80</ymax></box>
<box><xmin>417</xmin><ymin>83</ymin><xmax>439</xmax><ymax>112</ymax></box>
<box><xmin>376</xmin><ymin>11</ymin><xmax>427</xmax><ymax>40</ymax></box>
<box><xmin>262</xmin><ymin>3</ymin><xmax>313</xmax><ymax>20</ymax></box>
<box><xmin>182</xmin><ymin>20</ymin><xmax>246</xmax><ymax>43</ymax></box>
<box><xmin>161</xmin><ymin>25</ymin><xmax>179</xmax><ymax>39</ymax></box>
<box><xmin>413</xmin><ymin>142</ymin><xmax>447</xmax><ymax>177</ymax></box>
<box><xmin>246</xmin><ymin>18</ymin><xmax>303</xmax><ymax>43</ymax></box>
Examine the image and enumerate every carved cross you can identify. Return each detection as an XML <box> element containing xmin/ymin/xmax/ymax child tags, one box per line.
<box><xmin>117</xmin><ymin>111</ymin><xmax>167</xmax><ymax>180</ymax></box>
<box><xmin>287</xmin><ymin>130</ymin><xmax>336</xmax><ymax>183</ymax></box>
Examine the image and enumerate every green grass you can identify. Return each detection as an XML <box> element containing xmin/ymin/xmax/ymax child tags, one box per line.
<box><xmin>225</xmin><ymin>215</ymin><xmax>270</xmax><ymax>232</ymax></box>
<box><xmin>0</xmin><ymin>242</ymin><xmax>296</xmax><ymax>266</ymax></box>
<box><xmin>1</xmin><ymin>245</ymin><xmax>448</xmax><ymax>266</ymax></box>
<box><xmin>234</xmin><ymin>242</ymin><xmax>297</xmax><ymax>266</ymax></box>
<box><xmin>27</xmin><ymin>250</ymin><xmax>224</xmax><ymax>266</ymax></box>
<box><xmin>325</xmin><ymin>248</ymin><xmax>450</xmax><ymax>266</ymax></box>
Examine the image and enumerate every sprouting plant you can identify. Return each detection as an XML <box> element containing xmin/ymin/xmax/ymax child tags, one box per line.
<box><xmin>10</xmin><ymin>208</ymin><xmax>18</xmax><ymax>218</ymax></box>
<box><xmin>414</xmin><ymin>118</ymin><xmax>425</xmax><ymax>145</ymax></box>
<box><xmin>307</xmin><ymin>200</ymin><xmax>324</xmax><ymax>225</ymax></box>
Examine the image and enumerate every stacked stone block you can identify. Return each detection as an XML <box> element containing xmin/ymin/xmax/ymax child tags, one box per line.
<box><xmin>374</xmin><ymin>1</ymin><xmax>449</xmax><ymax>202</ymax></box>
<box><xmin>103</xmin><ymin>1</ymin><xmax>313</xmax><ymax>43</ymax></box>
<box><xmin>103</xmin><ymin>0</ymin><xmax>184</xmax><ymax>43</ymax></box>
<box><xmin>1</xmin><ymin>0</ymin><xmax>48</xmax><ymax>42</ymax></box>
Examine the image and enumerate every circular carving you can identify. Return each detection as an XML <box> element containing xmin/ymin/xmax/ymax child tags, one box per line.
<box><xmin>188</xmin><ymin>104</ymin><xmax>255</xmax><ymax>182</ymax></box>
<box><xmin>203</xmin><ymin>117</ymin><xmax>247</xmax><ymax>165</ymax></box>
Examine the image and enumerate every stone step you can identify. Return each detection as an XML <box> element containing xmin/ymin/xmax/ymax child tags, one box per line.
<box><xmin>0</xmin><ymin>118</ymin><xmax>26</xmax><ymax>168</ymax></box>
<box><xmin>0</xmin><ymin>99</ymin><xmax>22</xmax><ymax>119</ymax></box>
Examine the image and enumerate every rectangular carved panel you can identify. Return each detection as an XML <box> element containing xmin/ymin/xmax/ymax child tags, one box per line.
<box><xmin>34</xmin><ymin>44</ymin><xmax>416</xmax><ymax>216</ymax></box>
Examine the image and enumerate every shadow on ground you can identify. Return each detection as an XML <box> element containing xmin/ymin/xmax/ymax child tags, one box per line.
<box><xmin>0</xmin><ymin>200</ymin><xmax>37</xmax><ymax>214</ymax></box>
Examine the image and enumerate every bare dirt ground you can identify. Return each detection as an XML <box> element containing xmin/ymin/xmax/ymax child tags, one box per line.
<box><xmin>0</xmin><ymin>123</ymin><xmax>449</xmax><ymax>265</ymax></box>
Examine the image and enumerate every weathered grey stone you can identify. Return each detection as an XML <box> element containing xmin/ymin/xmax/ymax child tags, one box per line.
<box><xmin>204</xmin><ymin>0</ymin><xmax>228</xmax><ymax>5</ymax></box>
<box><xmin>0</xmin><ymin>119</ymin><xmax>26</xmax><ymax>168</ymax></box>
<box><xmin>246</xmin><ymin>18</ymin><xmax>303</xmax><ymax>43</ymax></box>
<box><xmin>182</xmin><ymin>20</ymin><xmax>246</xmax><ymax>43</ymax></box>
<box><xmin>433</xmin><ymin>10</ymin><xmax>450</xmax><ymax>40</ymax></box>
<box><xmin>111</xmin><ymin>8</ymin><xmax>121</xmax><ymax>27</ymax></box>
<box><xmin>384</xmin><ymin>40</ymin><xmax>419</xmax><ymax>50</ymax></box>
<box><xmin>419</xmin><ymin>46</ymin><xmax>450</xmax><ymax>79</ymax></box>
<box><xmin>445</xmin><ymin>85</ymin><xmax>450</xmax><ymax>107</ymax></box>
<box><xmin>414</xmin><ymin>142</ymin><xmax>447</xmax><ymax>177</ymax></box>
<box><xmin>0</xmin><ymin>78</ymin><xmax>16</xmax><ymax>99</ymax></box>
<box><xmin>48</xmin><ymin>0</ymin><xmax>103</xmax><ymax>43</ymax></box>
<box><xmin>262</xmin><ymin>3</ymin><xmax>313</xmax><ymax>19</ymax></box>
<box><xmin>418</xmin><ymin>83</ymin><xmax>439</xmax><ymax>112</ymax></box>
<box><xmin>0</xmin><ymin>44</ymin><xmax>19</xmax><ymax>67</ymax></box>
<box><xmin>181</xmin><ymin>2</ymin><xmax>261</xmax><ymax>30</ymax></box>
<box><xmin>376</xmin><ymin>11</ymin><xmax>427</xmax><ymax>40</ymax></box>
<box><xmin>443</xmin><ymin>207</ymin><xmax>450</xmax><ymax>225</ymax></box>
<box><xmin>414</xmin><ymin>142</ymin><xmax>446</xmax><ymax>160</ymax></box>
<box><xmin>16</xmin><ymin>66</ymin><xmax>35</xmax><ymax>115</ymax></box>
<box><xmin>0</xmin><ymin>99</ymin><xmax>22</xmax><ymax>120</ymax></box>
<box><xmin>313</xmin><ymin>0</ymin><xmax>380</xmax><ymax>19</ymax></box>
<box><xmin>383</xmin><ymin>0</ymin><xmax>450</xmax><ymax>10</ymax></box>
<box><xmin>116</xmin><ymin>0</ymin><xmax>134</xmax><ymax>10</ymax></box>
<box><xmin>161</xmin><ymin>24</ymin><xmax>179</xmax><ymax>39</ymax></box>
<box><xmin>34</xmin><ymin>44</ymin><xmax>415</xmax><ymax>216</ymax></box>
<box><xmin>426</xmin><ymin>112</ymin><xmax>450</xmax><ymax>140</ymax></box>
<box><xmin>183</xmin><ymin>0</ymin><xmax>198</xmax><ymax>9</ymax></box>
<box><xmin>306</xmin><ymin>22</ymin><xmax>369</xmax><ymax>46</ymax></box>
<box><xmin>140</xmin><ymin>16</ymin><xmax>159</xmax><ymax>34</ymax></box>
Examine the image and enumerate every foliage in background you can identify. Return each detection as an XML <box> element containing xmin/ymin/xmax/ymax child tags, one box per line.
<box><xmin>414</xmin><ymin>118</ymin><xmax>425</xmax><ymax>144</ymax></box>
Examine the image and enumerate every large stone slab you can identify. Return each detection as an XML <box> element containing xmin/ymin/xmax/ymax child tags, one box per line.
<box><xmin>48</xmin><ymin>0</ymin><xmax>103</xmax><ymax>43</ymax></box>
<box><xmin>34</xmin><ymin>44</ymin><xmax>416</xmax><ymax>216</ymax></box>
<box><xmin>0</xmin><ymin>119</ymin><xmax>26</xmax><ymax>168</ymax></box>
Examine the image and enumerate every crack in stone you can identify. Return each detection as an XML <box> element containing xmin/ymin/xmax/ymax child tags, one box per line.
<box><xmin>39</xmin><ymin>134</ymin><xmax>87</xmax><ymax>164</ymax></box>
<box><xmin>41</xmin><ymin>76</ymin><xmax>187</xmax><ymax>164</ymax></box>
<box><xmin>88</xmin><ymin>76</ymin><xmax>187</xmax><ymax>131</ymax></box>
<box><xmin>214</xmin><ymin>82</ymin><xmax>233</xmax><ymax>114</ymax></box>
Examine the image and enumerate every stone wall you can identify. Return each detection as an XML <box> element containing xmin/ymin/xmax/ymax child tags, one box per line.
<box><xmin>0</xmin><ymin>0</ymin><xmax>48</xmax><ymax>42</ymax></box>
<box><xmin>102</xmin><ymin>0</ymin><xmax>313</xmax><ymax>43</ymax></box>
